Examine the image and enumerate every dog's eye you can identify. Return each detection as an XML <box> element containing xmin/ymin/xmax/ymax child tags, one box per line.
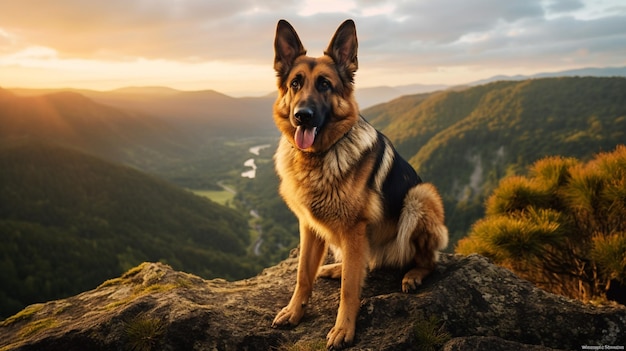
<box><xmin>317</xmin><ymin>78</ymin><xmax>332</xmax><ymax>92</ymax></box>
<box><xmin>290</xmin><ymin>78</ymin><xmax>301</xmax><ymax>90</ymax></box>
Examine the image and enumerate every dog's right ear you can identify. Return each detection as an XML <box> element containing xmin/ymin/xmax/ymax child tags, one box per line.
<box><xmin>274</xmin><ymin>20</ymin><xmax>306</xmax><ymax>77</ymax></box>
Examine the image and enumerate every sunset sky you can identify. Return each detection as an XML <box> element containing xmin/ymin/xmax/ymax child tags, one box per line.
<box><xmin>1</xmin><ymin>0</ymin><xmax>625</xmax><ymax>96</ymax></box>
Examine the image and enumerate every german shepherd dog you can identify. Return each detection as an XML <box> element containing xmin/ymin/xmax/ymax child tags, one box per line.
<box><xmin>271</xmin><ymin>19</ymin><xmax>449</xmax><ymax>349</ymax></box>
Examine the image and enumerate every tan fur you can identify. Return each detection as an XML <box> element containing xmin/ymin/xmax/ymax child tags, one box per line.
<box><xmin>270</xmin><ymin>19</ymin><xmax>449</xmax><ymax>349</ymax></box>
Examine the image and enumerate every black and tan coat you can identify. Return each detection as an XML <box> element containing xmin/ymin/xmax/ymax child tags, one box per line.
<box><xmin>271</xmin><ymin>19</ymin><xmax>449</xmax><ymax>349</ymax></box>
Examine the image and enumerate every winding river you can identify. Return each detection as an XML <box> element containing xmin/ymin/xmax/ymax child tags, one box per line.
<box><xmin>240</xmin><ymin>143</ymin><xmax>271</xmax><ymax>255</ymax></box>
<box><xmin>241</xmin><ymin>144</ymin><xmax>271</xmax><ymax>179</ymax></box>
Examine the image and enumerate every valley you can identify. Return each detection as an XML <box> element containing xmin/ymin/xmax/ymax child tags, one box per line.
<box><xmin>2</xmin><ymin>76</ymin><xmax>626</xmax><ymax>320</ymax></box>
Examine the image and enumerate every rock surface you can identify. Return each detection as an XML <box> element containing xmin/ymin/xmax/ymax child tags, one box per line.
<box><xmin>1</xmin><ymin>253</ymin><xmax>625</xmax><ymax>351</ymax></box>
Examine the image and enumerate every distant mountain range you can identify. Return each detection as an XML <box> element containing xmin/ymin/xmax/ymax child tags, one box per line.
<box><xmin>10</xmin><ymin>66</ymin><xmax>626</xmax><ymax>111</ymax></box>
<box><xmin>356</xmin><ymin>66</ymin><xmax>626</xmax><ymax>108</ymax></box>
<box><xmin>467</xmin><ymin>66</ymin><xmax>626</xmax><ymax>86</ymax></box>
<box><xmin>8</xmin><ymin>87</ymin><xmax>278</xmax><ymax>138</ymax></box>
<box><xmin>355</xmin><ymin>83</ymin><xmax>448</xmax><ymax>108</ymax></box>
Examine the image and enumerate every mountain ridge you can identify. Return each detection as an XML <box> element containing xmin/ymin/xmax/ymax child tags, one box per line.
<box><xmin>8</xmin><ymin>65</ymin><xmax>626</xmax><ymax>110</ymax></box>
<box><xmin>357</xmin><ymin>65</ymin><xmax>626</xmax><ymax>108</ymax></box>
<box><xmin>468</xmin><ymin>65</ymin><xmax>626</xmax><ymax>86</ymax></box>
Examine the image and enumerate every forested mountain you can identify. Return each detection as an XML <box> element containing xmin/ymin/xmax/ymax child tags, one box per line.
<box><xmin>364</xmin><ymin>77</ymin><xmax>626</xmax><ymax>243</ymax></box>
<box><xmin>0</xmin><ymin>88</ymin><xmax>194</xmax><ymax>169</ymax></box>
<box><xmin>0</xmin><ymin>140</ymin><xmax>258</xmax><ymax>318</ymax></box>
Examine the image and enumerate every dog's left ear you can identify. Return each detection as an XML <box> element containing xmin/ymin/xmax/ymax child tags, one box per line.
<box><xmin>325</xmin><ymin>19</ymin><xmax>358</xmax><ymax>79</ymax></box>
<box><xmin>274</xmin><ymin>20</ymin><xmax>307</xmax><ymax>78</ymax></box>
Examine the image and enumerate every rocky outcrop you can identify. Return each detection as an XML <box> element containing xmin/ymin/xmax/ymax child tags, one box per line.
<box><xmin>1</xmin><ymin>253</ymin><xmax>625</xmax><ymax>350</ymax></box>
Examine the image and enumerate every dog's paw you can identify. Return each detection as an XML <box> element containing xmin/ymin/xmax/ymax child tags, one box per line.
<box><xmin>271</xmin><ymin>305</ymin><xmax>304</xmax><ymax>328</ymax></box>
<box><xmin>317</xmin><ymin>263</ymin><xmax>342</xmax><ymax>279</ymax></box>
<box><xmin>401</xmin><ymin>276</ymin><xmax>422</xmax><ymax>293</ymax></box>
<box><xmin>326</xmin><ymin>324</ymin><xmax>355</xmax><ymax>350</ymax></box>
<box><xmin>402</xmin><ymin>268</ymin><xmax>428</xmax><ymax>292</ymax></box>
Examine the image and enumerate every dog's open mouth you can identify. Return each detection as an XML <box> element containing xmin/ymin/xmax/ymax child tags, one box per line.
<box><xmin>294</xmin><ymin>126</ymin><xmax>318</xmax><ymax>150</ymax></box>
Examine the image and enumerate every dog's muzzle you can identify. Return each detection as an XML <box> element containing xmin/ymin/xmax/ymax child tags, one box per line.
<box><xmin>293</xmin><ymin>107</ymin><xmax>319</xmax><ymax>150</ymax></box>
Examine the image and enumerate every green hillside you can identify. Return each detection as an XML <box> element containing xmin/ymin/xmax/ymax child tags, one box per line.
<box><xmin>365</xmin><ymin>77</ymin><xmax>626</xmax><ymax>244</ymax></box>
<box><xmin>0</xmin><ymin>140</ymin><xmax>258</xmax><ymax>319</ymax></box>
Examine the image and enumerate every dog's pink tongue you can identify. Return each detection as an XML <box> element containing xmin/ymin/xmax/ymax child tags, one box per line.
<box><xmin>294</xmin><ymin>126</ymin><xmax>317</xmax><ymax>150</ymax></box>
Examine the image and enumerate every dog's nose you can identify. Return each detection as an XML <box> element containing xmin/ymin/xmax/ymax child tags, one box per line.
<box><xmin>294</xmin><ymin>107</ymin><xmax>314</xmax><ymax>125</ymax></box>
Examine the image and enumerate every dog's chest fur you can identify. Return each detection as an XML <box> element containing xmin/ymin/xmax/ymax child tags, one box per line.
<box><xmin>274</xmin><ymin>118</ymin><xmax>380</xmax><ymax>227</ymax></box>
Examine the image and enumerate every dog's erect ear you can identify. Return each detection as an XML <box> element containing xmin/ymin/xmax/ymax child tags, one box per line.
<box><xmin>325</xmin><ymin>19</ymin><xmax>358</xmax><ymax>78</ymax></box>
<box><xmin>274</xmin><ymin>20</ymin><xmax>306</xmax><ymax>75</ymax></box>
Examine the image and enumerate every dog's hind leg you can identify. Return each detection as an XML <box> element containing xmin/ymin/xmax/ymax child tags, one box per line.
<box><xmin>318</xmin><ymin>245</ymin><xmax>343</xmax><ymax>279</ymax></box>
<box><xmin>318</xmin><ymin>262</ymin><xmax>342</xmax><ymax>279</ymax></box>
<box><xmin>399</xmin><ymin>183</ymin><xmax>448</xmax><ymax>292</ymax></box>
<box><xmin>402</xmin><ymin>251</ymin><xmax>437</xmax><ymax>292</ymax></box>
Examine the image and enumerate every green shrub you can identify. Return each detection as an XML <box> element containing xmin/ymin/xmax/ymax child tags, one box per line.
<box><xmin>457</xmin><ymin>145</ymin><xmax>626</xmax><ymax>301</ymax></box>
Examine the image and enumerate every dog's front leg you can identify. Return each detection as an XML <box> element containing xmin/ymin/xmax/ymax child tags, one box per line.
<box><xmin>272</xmin><ymin>223</ymin><xmax>326</xmax><ymax>327</ymax></box>
<box><xmin>326</xmin><ymin>221</ymin><xmax>368</xmax><ymax>349</ymax></box>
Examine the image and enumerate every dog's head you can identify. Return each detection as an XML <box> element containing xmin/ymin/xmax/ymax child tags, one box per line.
<box><xmin>273</xmin><ymin>19</ymin><xmax>360</xmax><ymax>153</ymax></box>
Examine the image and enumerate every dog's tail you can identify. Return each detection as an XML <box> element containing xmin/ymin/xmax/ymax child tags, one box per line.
<box><xmin>397</xmin><ymin>182</ymin><xmax>449</xmax><ymax>263</ymax></box>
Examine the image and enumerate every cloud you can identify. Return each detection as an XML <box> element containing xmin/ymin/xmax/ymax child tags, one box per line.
<box><xmin>349</xmin><ymin>1</ymin><xmax>626</xmax><ymax>69</ymax></box>
<box><xmin>545</xmin><ymin>0</ymin><xmax>585</xmax><ymax>14</ymax></box>
<box><xmin>0</xmin><ymin>0</ymin><xmax>625</xmax><ymax>90</ymax></box>
<box><xmin>391</xmin><ymin>0</ymin><xmax>544</xmax><ymax>42</ymax></box>
<box><xmin>0</xmin><ymin>0</ymin><xmax>284</xmax><ymax>61</ymax></box>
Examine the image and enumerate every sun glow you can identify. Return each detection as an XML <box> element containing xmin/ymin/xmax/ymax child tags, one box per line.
<box><xmin>298</xmin><ymin>0</ymin><xmax>357</xmax><ymax>16</ymax></box>
<box><xmin>0</xmin><ymin>45</ymin><xmax>274</xmax><ymax>95</ymax></box>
